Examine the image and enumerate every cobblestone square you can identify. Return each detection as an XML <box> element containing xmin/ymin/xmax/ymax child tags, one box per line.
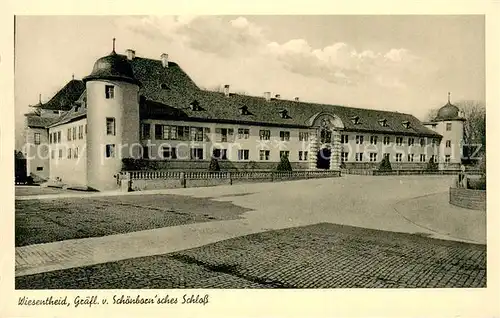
<box><xmin>16</xmin><ymin>223</ymin><xmax>486</xmax><ymax>289</ymax></box>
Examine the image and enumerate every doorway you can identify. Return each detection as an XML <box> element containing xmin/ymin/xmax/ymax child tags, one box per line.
<box><xmin>316</xmin><ymin>148</ymin><xmax>331</xmax><ymax>169</ymax></box>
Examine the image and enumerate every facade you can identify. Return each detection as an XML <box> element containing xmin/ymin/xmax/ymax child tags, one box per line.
<box><xmin>22</xmin><ymin>45</ymin><xmax>465</xmax><ymax>191</ymax></box>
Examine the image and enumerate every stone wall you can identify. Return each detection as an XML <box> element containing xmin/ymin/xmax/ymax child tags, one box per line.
<box><xmin>449</xmin><ymin>187</ymin><xmax>486</xmax><ymax>211</ymax></box>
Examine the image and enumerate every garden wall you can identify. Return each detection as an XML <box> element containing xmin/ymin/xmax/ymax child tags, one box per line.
<box><xmin>449</xmin><ymin>187</ymin><xmax>486</xmax><ymax>211</ymax></box>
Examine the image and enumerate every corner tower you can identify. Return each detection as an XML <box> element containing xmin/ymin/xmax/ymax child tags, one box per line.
<box><xmin>433</xmin><ymin>93</ymin><xmax>466</xmax><ymax>170</ymax></box>
<box><xmin>83</xmin><ymin>40</ymin><xmax>141</xmax><ymax>191</ymax></box>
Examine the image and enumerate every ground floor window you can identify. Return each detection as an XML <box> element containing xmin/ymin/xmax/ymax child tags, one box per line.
<box><xmin>191</xmin><ymin>148</ymin><xmax>204</xmax><ymax>160</ymax></box>
<box><xmin>369</xmin><ymin>152</ymin><xmax>377</xmax><ymax>162</ymax></box>
<box><xmin>74</xmin><ymin>147</ymin><xmax>79</xmax><ymax>159</ymax></box>
<box><xmin>212</xmin><ymin>148</ymin><xmax>227</xmax><ymax>160</ymax></box>
<box><xmin>106</xmin><ymin>144</ymin><xmax>116</xmax><ymax>158</ymax></box>
<box><xmin>279</xmin><ymin>151</ymin><xmax>290</xmax><ymax>159</ymax></box>
<box><xmin>395</xmin><ymin>153</ymin><xmax>403</xmax><ymax>162</ymax></box>
<box><xmin>420</xmin><ymin>154</ymin><xmax>426</xmax><ymax>162</ymax></box>
<box><xmin>407</xmin><ymin>154</ymin><xmax>414</xmax><ymax>162</ymax></box>
<box><xmin>259</xmin><ymin>150</ymin><xmax>270</xmax><ymax>161</ymax></box>
<box><xmin>238</xmin><ymin>149</ymin><xmax>250</xmax><ymax>160</ymax></box>
<box><xmin>355</xmin><ymin>153</ymin><xmax>363</xmax><ymax>161</ymax></box>
<box><xmin>59</xmin><ymin>149</ymin><xmax>63</xmax><ymax>158</ymax></box>
<box><xmin>36</xmin><ymin>167</ymin><xmax>43</xmax><ymax>171</ymax></box>
<box><xmin>162</xmin><ymin>147</ymin><xmax>177</xmax><ymax>159</ymax></box>
<box><xmin>445</xmin><ymin>155</ymin><xmax>451</xmax><ymax>163</ymax></box>
<box><xmin>341</xmin><ymin>152</ymin><xmax>349</xmax><ymax>162</ymax></box>
<box><xmin>298</xmin><ymin>151</ymin><xmax>308</xmax><ymax>161</ymax></box>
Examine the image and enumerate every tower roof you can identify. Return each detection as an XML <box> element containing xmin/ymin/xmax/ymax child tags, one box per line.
<box><xmin>83</xmin><ymin>40</ymin><xmax>140</xmax><ymax>86</ymax></box>
<box><xmin>434</xmin><ymin>92</ymin><xmax>465</xmax><ymax>121</ymax></box>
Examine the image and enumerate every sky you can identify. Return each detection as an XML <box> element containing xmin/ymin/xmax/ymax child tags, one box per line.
<box><xmin>15</xmin><ymin>15</ymin><xmax>485</xmax><ymax>148</ymax></box>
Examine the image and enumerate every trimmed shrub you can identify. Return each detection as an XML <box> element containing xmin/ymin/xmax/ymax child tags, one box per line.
<box><xmin>122</xmin><ymin>158</ymin><xmax>149</xmax><ymax>171</ymax></box>
<box><xmin>276</xmin><ymin>155</ymin><xmax>293</xmax><ymax>172</ymax></box>
<box><xmin>467</xmin><ymin>176</ymin><xmax>486</xmax><ymax>190</ymax></box>
<box><xmin>243</xmin><ymin>160</ymin><xmax>259</xmax><ymax>171</ymax></box>
<box><xmin>208</xmin><ymin>158</ymin><xmax>221</xmax><ymax>171</ymax></box>
<box><xmin>378</xmin><ymin>156</ymin><xmax>392</xmax><ymax>171</ymax></box>
<box><xmin>426</xmin><ymin>157</ymin><xmax>439</xmax><ymax>171</ymax></box>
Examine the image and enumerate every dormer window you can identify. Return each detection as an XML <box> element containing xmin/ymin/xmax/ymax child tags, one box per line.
<box><xmin>190</xmin><ymin>100</ymin><xmax>202</xmax><ymax>111</ymax></box>
<box><xmin>351</xmin><ymin>116</ymin><xmax>361</xmax><ymax>125</ymax></box>
<box><xmin>239</xmin><ymin>106</ymin><xmax>250</xmax><ymax>115</ymax></box>
<box><xmin>402</xmin><ymin>120</ymin><xmax>411</xmax><ymax>129</ymax></box>
<box><xmin>278</xmin><ymin>109</ymin><xmax>290</xmax><ymax>119</ymax></box>
<box><xmin>378</xmin><ymin>119</ymin><xmax>388</xmax><ymax>127</ymax></box>
<box><xmin>160</xmin><ymin>83</ymin><xmax>170</xmax><ymax>90</ymax></box>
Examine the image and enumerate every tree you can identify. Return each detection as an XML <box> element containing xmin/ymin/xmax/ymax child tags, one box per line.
<box><xmin>426</xmin><ymin>156</ymin><xmax>439</xmax><ymax>171</ymax></box>
<box><xmin>208</xmin><ymin>158</ymin><xmax>221</xmax><ymax>171</ymax></box>
<box><xmin>378</xmin><ymin>155</ymin><xmax>392</xmax><ymax>171</ymax></box>
<box><xmin>276</xmin><ymin>155</ymin><xmax>293</xmax><ymax>172</ymax></box>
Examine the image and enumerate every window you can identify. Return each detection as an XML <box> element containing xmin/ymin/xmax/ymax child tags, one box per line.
<box><xmin>238</xmin><ymin>128</ymin><xmax>250</xmax><ymax>139</ymax></box>
<box><xmin>430</xmin><ymin>155</ymin><xmax>436</xmax><ymax>163</ymax></box>
<box><xmin>212</xmin><ymin>149</ymin><xmax>227</xmax><ymax>160</ymax></box>
<box><xmin>369</xmin><ymin>153</ymin><xmax>378</xmax><ymax>162</ymax></box>
<box><xmin>191</xmin><ymin>148</ymin><xmax>204</xmax><ymax>160</ymax></box>
<box><xmin>67</xmin><ymin>128</ymin><xmax>72</xmax><ymax>141</ymax></box>
<box><xmin>259</xmin><ymin>150</ymin><xmax>270</xmax><ymax>161</ymax></box>
<box><xmin>34</xmin><ymin>133</ymin><xmax>41</xmax><ymax>145</ymax></box>
<box><xmin>420</xmin><ymin>154</ymin><xmax>426</xmax><ymax>162</ymax></box>
<box><xmin>155</xmin><ymin>124</ymin><xmax>163</xmax><ymax>140</ymax></box>
<box><xmin>383</xmin><ymin>153</ymin><xmax>390</xmax><ymax>160</ymax></box>
<box><xmin>51</xmin><ymin>150</ymin><xmax>55</xmax><ymax>159</ymax></box>
<box><xmin>420</xmin><ymin>138</ymin><xmax>425</xmax><ymax>147</ymax></box>
<box><xmin>279</xmin><ymin>151</ymin><xmax>290</xmax><ymax>159</ymax></box>
<box><xmin>74</xmin><ymin>147</ymin><xmax>79</xmax><ymax>159</ymax></box>
<box><xmin>445</xmin><ymin>155</ymin><xmax>451</xmax><ymax>163</ymax></box>
<box><xmin>141</xmin><ymin>123</ymin><xmax>151</xmax><ymax>139</ymax></box>
<box><xmin>446</xmin><ymin>140</ymin><xmax>451</xmax><ymax>148</ymax></box>
<box><xmin>280</xmin><ymin>131</ymin><xmax>290</xmax><ymax>141</ymax></box>
<box><xmin>67</xmin><ymin>148</ymin><xmax>72</xmax><ymax>159</ymax></box>
<box><xmin>402</xmin><ymin>121</ymin><xmax>411</xmax><ymax>129</ymax></box>
<box><xmin>446</xmin><ymin>123</ymin><xmax>452</xmax><ymax>131</ymax></box>
<box><xmin>238</xmin><ymin>149</ymin><xmax>250</xmax><ymax>161</ymax></box>
<box><xmin>190</xmin><ymin>127</ymin><xmax>205</xmax><ymax>142</ymax></box>
<box><xmin>105</xmin><ymin>85</ymin><xmax>114</xmax><ymax>99</ymax></box>
<box><xmin>408</xmin><ymin>154</ymin><xmax>414</xmax><ymax>162</ymax></box>
<box><xmin>396</xmin><ymin>137</ymin><xmax>403</xmax><ymax>146</ymax></box>
<box><xmin>320</xmin><ymin>129</ymin><xmax>332</xmax><ymax>143</ymax></box>
<box><xmin>142</xmin><ymin>146</ymin><xmax>149</xmax><ymax>159</ymax></box>
<box><xmin>216</xmin><ymin>128</ymin><xmax>233</xmax><ymax>142</ymax></box>
<box><xmin>395</xmin><ymin>153</ymin><xmax>403</xmax><ymax>162</ymax></box>
<box><xmin>341</xmin><ymin>135</ymin><xmax>348</xmax><ymax>144</ymax></box>
<box><xmin>36</xmin><ymin>167</ymin><xmax>43</xmax><ymax>171</ymax></box>
<box><xmin>355</xmin><ymin>153</ymin><xmax>363</xmax><ymax>162</ymax></box>
<box><xmin>299</xmin><ymin>132</ymin><xmax>309</xmax><ymax>142</ymax></box>
<box><xmin>106</xmin><ymin>118</ymin><xmax>116</xmax><ymax>136</ymax></box>
<box><xmin>299</xmin><ymin>151</ymin><xmax>308</xmax><ymax>161</ymax></box>
<box><xmin>57</xmin><ymin>131</ymin><xmax>61</xmax><ymax>143</ymax></box>
<box><xmin>59</xmin><ymin>149</ymin><xmax>63</xmax><ymax>158</ymax></box>
<box><xmin>351</xmin><ymin>116</ymin><xmax>361</xmax><ymax>125</ymax></box>
<box><xmin>85</xmin><ymin>124</ymin><xmax>87</xmax><ymax>135</ymax></box>
<box><xmin>178</xmin><ymin>126</ymin><xmax>190</xmax><ymax>141</ymax></box>
<box><xmin>408</xmin><ymin>138</ymin><xmax>414</xmax><ymax>146</ymax></box>
<box><xmin>49</xmin><ymin>133</ymin><xmax>53</xmax><ymax>144</ymax></box>
<box><xmin>259</xmin><ymin>129</ymin><xmax>271</xmax><ymax>140</ymax></box>
<box><xmin>370</xmin><ymin>136</ymin><xmax>378</xmax><ymax>145</ymax></box>
<box><xmin>72</xmin><ymin>127</ymin><xmax>77</xmax><ymax>140</ymax></box>
<box><xmin>78</xmin><ymin>125</ymin><xmax>83</xmax><ymax>139</ymax></box>
<box><xmin>383</xmin><ymin>136</ymin><xmax>391</xmax><ymax>145</ymax></box>
<box><xmin>162</xmin><ymin>147</ymin><xmax>177</xmax><ymax>159</ymax></box>
<box><xmin>341</xmin><ymin>152</ymin><xmax>349</xmax><ymax>162</ymax></box>
<box><xmin>106</xmin><ymin>144</ymin><xmax>116</xmax><ymax>158</ymax></box>
<box><xmin>378</xmin><ymin>119</ymin><xmax>388</xmax><ymax>127</ymax></box>
<box><xmin>356</xmin><ymin>135</ymin><xmax>364</xmax><ymax>144</ymax></box>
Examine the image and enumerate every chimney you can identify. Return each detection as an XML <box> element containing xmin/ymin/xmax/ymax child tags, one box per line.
<box><xmin>161</xmin><ymin>53</ymin><xmax>169</xmax><ymax>68</ymax></box>
<box><xmin>294</xmin><ymin>97</ymin><xmax>300</xmax><ymax>102</ymax></box>
<box><xmin>224</xmin><ymin>84</ymin><xmax>230</xmax><ymax>97</ymax></box>
<box><xmin>275</xmin><ymin>94</ymin><xmax>281</xmax><ymax>100</ymax></box>
<box><xmin>126</xmin><ymin>49</ymin><xmax>135</xmax><ymax>60</ymax></box>
<box><xmin>264</xmin><ymin>91</ymin><xmax>271</xmax><ymax>102</ymax></box>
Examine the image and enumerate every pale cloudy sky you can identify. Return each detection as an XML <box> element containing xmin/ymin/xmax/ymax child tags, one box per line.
<box><xmin>15</xmin><ymin>15</ymin><xmax>484</xmax><ymax>147</ymax></box>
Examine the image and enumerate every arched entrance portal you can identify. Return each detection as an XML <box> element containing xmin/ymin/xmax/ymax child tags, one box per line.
<box><xmin>316</xmin><ymin>147</ymin><xmax>331</xmax><ymax>169</ymax></box>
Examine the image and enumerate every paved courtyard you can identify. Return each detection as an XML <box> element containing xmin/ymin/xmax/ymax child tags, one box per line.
<box><xmin>15</xmin><ymin>175</ymin><xmax>487</xmax><ymax>288</ymax></box>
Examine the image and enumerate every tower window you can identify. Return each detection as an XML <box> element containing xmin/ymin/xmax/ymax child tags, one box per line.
<box><xmin>34</xmin><ymin>133</ymin><xmax>41</xmax><ymax>145</ymax></box>
<box><xmin>105</xmin><ymin>85</ymin><xmax>115</xmax><ymax>99</ymax></box>
<box><xmin>105</xmin><ymin>144</ymin><xmax>115</xmax><ymax>158</ymax></box>
<box><xmin>446</xmin><ymin>123</ymin><xmax>452</xmax><ymax>131</ymax></box>
<box><xmin>106</xmin><ymin>118</ymin><xmax>116</xmax><ymax>136</ymax></box>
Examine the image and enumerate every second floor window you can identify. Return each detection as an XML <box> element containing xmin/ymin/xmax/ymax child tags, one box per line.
<box><xmin>280</xmin><ymin>131</ymin><xmax>290</xmax><ymax>141</ymax></box>
<box><xmin>299</xmin><ymin>132</ymin><xmax>309</xmax><ymax>141</ymax></box>
<box><xmin>259</xmin><ymin>130</ymin><xmax>271</xmax><ymax>140</ymax></box>
<box><xmin>408</xmin><ymin>138</ymin><xmax>415</xmax><ymax>146</ymax></box>
<box><xmin>238</xmin><ymin>128</ymin><xmax>250</xmax><ymax>139</ymax></box>
<box><xmin>216</xmin><ymin>128</ymin><xmax>234</xmax><ymax>142</ymax></box>
<box><xmin>383</xmin><ymin>136</ymin><xmax>391</xmax><ymax>145</ymax></box>
<box><xmin>320</xmin><ymin>130</ymin><xmax>332</xmax><ymax>144</ymax></box>
<box><xmin>106</xmin><ymin>118</ymin><xmax>116</xmax><ymax>136</ymax></box>
<box><xmin>67</xmin><ymin>128</ymin><xmax>72</xmax><ymax>141</ymax></box>
<box><xmin>396</xmin><ymin>137</ymin><xmax>403</xmax><ymax>146</ymax></box>
<box><xmin>105</xmin><ymin>85</ymin><xmax>115</xmax><ymax>99</ymax></box>
<box><xmin>356</xmin><ymin>135</ymin><xmax>364</xmax><ymax>144</ymax></box>
<box><xmin>370</xmin><ymin>136</ymin><xmax>378</xmax><ymax>145</ymax></box>
<box><xmin>420</xmin><ymin>138</ymin><xmax>425</xmax><ymax>146</ymax></box>
<box><xmin>141</xmin><ymin>123</ymin><xmax>151</xmax><ymax>139</ymax></box>
<box><xmin>446</xmin><ymin>140</ymin><xmax>451</xmax><ymax>148</ymax></box>
<box><xmin>341</xmin><ymin>135</ymin><xmax>348</xmax><ymax>144</ymax></box>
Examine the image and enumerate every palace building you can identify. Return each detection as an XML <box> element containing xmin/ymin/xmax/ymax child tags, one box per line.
<box><xmin>23</xmin><ymin>43</ymin><xmax>466</xmax><ymax>191</ymax></box>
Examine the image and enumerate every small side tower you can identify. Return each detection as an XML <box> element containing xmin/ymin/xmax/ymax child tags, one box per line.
<box><xmin>433</xmin><ymin>93</ymin><xmax>466</xmax><ymax>170</ymax></box>
<box><xmin>82</xmin><ymin>39</ymin><xmax>141</xmax><ymax>191</ymax></box>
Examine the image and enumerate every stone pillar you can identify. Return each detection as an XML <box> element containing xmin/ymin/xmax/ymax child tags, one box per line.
<box><xmin>330</xmin><ymin>130</ymin><xmax>341</xmax><ymax>170</ymax></box>
<box><xmin>308</xmin><ymin>128</ymin><xmax>319</xmax><ymax>170</ymax></box>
